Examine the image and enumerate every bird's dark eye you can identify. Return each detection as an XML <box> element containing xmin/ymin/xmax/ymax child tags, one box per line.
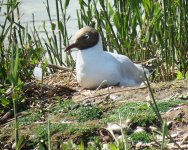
<box><xmin>83</xmin><ymin>34</ymin><xmax>89</xmax><ymax>39</ymax></box>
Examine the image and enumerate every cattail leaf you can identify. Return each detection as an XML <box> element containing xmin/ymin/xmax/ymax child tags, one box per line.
<box><xmin>64</xmin><ymin>0</ymin><xmax>70</xmax><ymax>9</ymax></box>
<box><xmin>51</xmin><ymin>23</ymin><xmax>56</xmax><ymax>31</ymax></box>
<box><xmin>13</xmin><ymin>48</ymin><xmax>19</xmax><ymax>85</ymax></box>
<box><xmin>42</xmin><ymin>21</ymin><xmax>46</xmax><ymax>29</ymax></box>
<box><xmin>79</xmin><ymin>0</ymin><xmax>87</xmax><ymax>7</ymax></box>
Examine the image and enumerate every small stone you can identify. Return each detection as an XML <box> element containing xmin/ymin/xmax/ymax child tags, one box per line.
<box><xmin>148</xmin><ymin>126</ymin><xmax>158</xmax><ymax>132</ymax></box>
<box><xmin>134</xmin><ymin>126</ymin><xmax>145</xmax><ymax>133</ymax></box>
<box><xmin>136</xmin><ymin>141</ymin><xmax>143</xmax><ymax>149</ymax></box>
<box><xmin>124</xmin><ymin>118</ymin><xmax>132</xmax><ymax>127</ymax></box>
<box><xmin>117</xmin><ymin>135</ymin><xmax>123</xmax><ymax>140</ymax></box>
<box><xmin>102</xmin><ymin>143</ymin><xmax>109</xmax><ymax>150</ymax></box>
<box><xmin>171</xmin><ymin>133</ymin><xmax>179</xmax><ymax>138</ymax></box>
<box><xmin>12</xmin><ymin>142</ymin><xmax>16</xmax><ymax>150</ymax></box>
<box><xmin>107</xmin><ymin>123</ymin><xmax>122</xmax><ymax>134</ymax></box>
<box><xmin>109</xmin><ymin>94</ymin><xmax>119</xmax><ymax>100</ymax></box>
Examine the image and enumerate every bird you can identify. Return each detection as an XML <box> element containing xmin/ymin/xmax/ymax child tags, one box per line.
<box><xmin>65</xmin><ymin>26</ymin><xmax>150</xmax><ymax>89</ymax></box>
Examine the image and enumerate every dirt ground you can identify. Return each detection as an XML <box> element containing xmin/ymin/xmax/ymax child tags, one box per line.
<box><xmin>43</xmin><ymin>71</ymin><xmax>188</xmax><ymax>103</ymax></box>
<box><xmin>0</xmin><ymin>70</ymin><xmax>188</xmax><ymax>149</ymax></box>
<box><xmin>42</xmin><ymin>71</ymin><xmax>188</xmax><ymax>149</ymax></box>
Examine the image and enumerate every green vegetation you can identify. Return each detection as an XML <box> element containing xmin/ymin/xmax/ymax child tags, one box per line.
<box><xmin>176</xmin><ymin>71</ymin><xmax>188</xmax><ymax>80</ymax></box>
<box><xmin>73</xmin><ymin>105</ymin><xmax>103</xmax><ymax>122</ymax></box>
<box><xmin>34</xmin><ymin>123</ymin><xmax>69</xmax><ymax>142</ymax></box>
<box><xmin>18</xmin><ymin>112</ymin><xmax>43</xmax><ymax>126</ymax></box>
<box><xmin>106</xmin><ymin>99</ymin><xmax>188</xmax><ymax>125</ymax></box>
<box><xmin>130</xmin><ymin>131</ymin><xmax>151</xmax><ymax>144</ymax></box>
<box><xmin>52</xmin><ymin>98</ymin><xmax>74</xmax><ymax>114</ymax></box>
<box><xmin>1</xmin><ymin>98</ymin><xmax>186</xmax><ymax>149</ymax></box>
<box><xmin>78</xmin><ymin>0</ymin><xmax>188</xmax><ymax>81</ymax></box>
<box><xmin>0</xmin><ymin>0</ymin><xmax>188</xmax><ymax>149</ymax></box>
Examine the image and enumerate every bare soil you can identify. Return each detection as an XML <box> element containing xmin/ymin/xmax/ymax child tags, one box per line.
<box><xmin>0</xmin><ymin>70</ymin><xmax>188</xmax><ymax>149</ymax></box>
<box><xmin>40</xmin><ymin>71</ymin><xmax>188</xmax><ymax>148</ymax></box>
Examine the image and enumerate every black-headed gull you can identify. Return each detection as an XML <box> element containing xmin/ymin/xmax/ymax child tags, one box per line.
<box><xmin>65</xmin><ymin>26</ymin><xmax>150</xmax><ymax>89</ymax></box>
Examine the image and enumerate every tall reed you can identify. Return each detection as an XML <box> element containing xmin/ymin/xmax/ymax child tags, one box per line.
<box><xmin>0</xmin><ymin>0</ymin><xmax>45</xmax><ymax>148</ymax></box>
<box><xmin>144</xmin><ymin>70</ymin><xmax>181</xmax><ymax>149</ymax></box>
<box><xmin>43</xmin><ymin>0</ymin><xmax>74</xmax><ymax>69</ymax></box>
<box><xmin>0</xmin><ymin>1</ymin><xmax>45</xmax><ymax>86</ymax></box>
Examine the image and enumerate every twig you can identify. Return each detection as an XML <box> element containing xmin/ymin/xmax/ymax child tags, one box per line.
<box><xmin>0</xmin><ymin>111</ymin><xmax>31</xmax><ymax>127</ymax></box>
<box><xmin>47</xmin><ymin>63</ymin><xmax>71</xmax><ymax>71</ymax></box>
<box><xmin>79</xmin><ymin>86</ymin><xmax>147</xmax><ymax>102</ymax></box>
<box><xmin>180</xmin><ymin>134</ymin><xmax>188</xmax><ymax>145</ymax></box>
<box><xmin>95</xmin><ymin>80</ymin><xmax>107</xmax><ymax>92</ymax></box>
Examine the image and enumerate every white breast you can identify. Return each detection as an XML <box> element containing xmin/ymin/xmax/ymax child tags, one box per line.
<box><xmin>76</xmin><ymin>46</ymin><xmax>121</xmax><ymax>89</ymax></box>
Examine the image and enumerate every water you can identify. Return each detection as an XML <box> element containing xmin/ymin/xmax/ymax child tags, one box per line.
<box><xmin>20</xmin><ymin>0</ymin><xmax>80</xmax><ymax>38</ymax></box>
<box><xmin>0</xmin><ymin>0</ymin><xmax>80</xmax><ymax>42</ymax></box>
<box><xmin>0</xmin><ymin>0</ymin><xmax>80</xmax><ymax>80</ymax></box>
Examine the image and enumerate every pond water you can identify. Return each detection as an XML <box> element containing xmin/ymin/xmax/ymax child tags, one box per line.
<box><xmin>0</xmin><ymin>0</ymin><xmax>81</xmax><ymax>79</ymax></box>
<box><xmin>20</xmin><ymin>0</ymin><xmax>79</xmax><ymax>36</ymax></box>
<box><xmin>0</xmin><ymin>0</ymin><xmax>81</xmax><ymax>44</ymax></box>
